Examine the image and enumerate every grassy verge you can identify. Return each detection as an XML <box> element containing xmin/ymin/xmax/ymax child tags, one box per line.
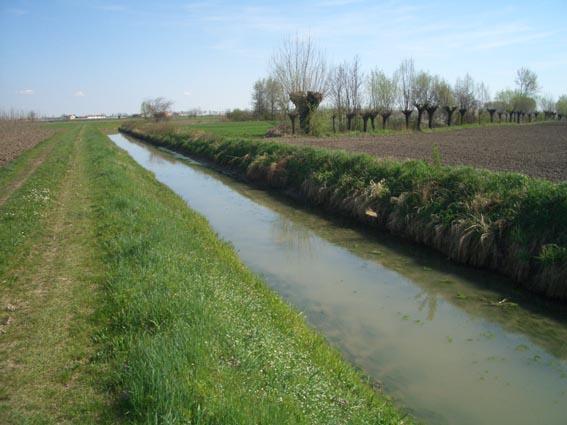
<box><xmin>120</xmin><ymin>124</ymin><xmax>567</xmax><ymax>301</ymax></box>
<box><xmin>87</xmin><ymin>126</ymin><xmax>408</xmax><ymax>423</ymax></box>
<box><xmin>3</xmin><ymin>124</ymin><xmax>408</xmax><ymax>422</ymax></box>
<box><xmin>0</xmin><ymin>126</ymin><xmax>115</xmax><ymax>423</ymax></box>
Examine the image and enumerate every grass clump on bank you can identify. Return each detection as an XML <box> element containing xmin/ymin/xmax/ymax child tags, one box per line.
<box><xmin>87</xmin><ymin>127</ymin><xmax>408</xmax><ymax>423</ymax></box>
<box><xmin>120</xmin><ymin>123</ymin><xmax>567</xmax><ymax>301</ymax></box>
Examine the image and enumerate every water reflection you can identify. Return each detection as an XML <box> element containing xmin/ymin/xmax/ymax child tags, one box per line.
<box><xmin>111</xmin><ymin>134</ymin><xmax>567</xmax><ymax>425</ymax></box>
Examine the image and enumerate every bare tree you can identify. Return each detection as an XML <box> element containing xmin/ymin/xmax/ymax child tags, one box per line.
<box><xmin>395</xmin><ymin>58</ymin><xmax>415</xmax><ymax>129</ymax></box>
<box><xmin>368</xmin><ymin>69</ymin><xmax>398</xmax><ymax>130</ymax></box>
<box><xmin>515</xmin><ymin>67</ymin><xmax>539</xmax><ymax>97</ymax></box>
<box><xmin>495</xmin><ymin>89</ymin><xmax>516</xmax><ymax>122</ymax></box>
<box><xmin>265</xmin><ymin>77</ymin><xmax>284</xmax><ymax>120</ymax></box>
<box><xmin>557</xmin><ymin>95</ymin><xmax>567</xmax><ymax>120</ymax></box>
<box><xmin>476</xmin><ymin>82</ymin><xmax>490</xmax><ymax>124</ymax></box>
<box><xmin>413</xmin><ymin>71</ymin><xmax>432</xmax><ymax>130</ymax></box>
<box><xmin>425</xmin><ymin>75</ymin><xmax>444</xmax><ymax>129</ymax></box>
<box><xmin>343</xmin><ymin>56</ymin><xmax>363</xmax><ymax>131</ymax></box>
<box><xmin>252</xmin><ymin>79</ymin><xmax>268</xmax><ymax>119</ymax></box>
<box><xmin>539</xmin><ymin>94</ymin><xmax>555</xmax><ymax>119</ymax></box>
<box><xmin>437</xmin><ymin>79</ymin><xmax>457</xmax><ymax>126</ymax></box>
<box><xmin>141</xmin><ymin>97</ymin><xmax>173</xmax><ymax>121</ymax></box>
<box><xmin>455</xmin><ymin>74</ymin><xmax>475</xmax><ymax>125</ymax></box>
<box><xmin>271</xmin><ymin>35</ymin><xmax>328</xmax><ymax>133</ymax></box>
<box><xmin>329</xmin><ymin>63</ymin><xmax>348</xmax><ymax>132</ymax></box>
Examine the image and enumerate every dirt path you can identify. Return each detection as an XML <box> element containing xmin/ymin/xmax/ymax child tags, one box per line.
<box><xmin>0</xmin><ymin>126</ymin><xmax>115</xmax><ymax>424</ymax></box>
<box><xmin>277</xmin><ymin>122</ymin><xmax>567</xmax><ymax>182</ymax></box>
<box><xmin>0</xmin><ymin>137</ymin><xmax>57</xmax><ymax>207</ymax></box>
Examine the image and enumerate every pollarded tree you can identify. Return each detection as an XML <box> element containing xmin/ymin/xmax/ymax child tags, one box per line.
<box><xmin>271</xmin><ymin>35</ymin><xmax>328</xmax><ymax>133</ymax></box>
<box><xmin>413</xmin><ymin>71</ymin><xmax>432</xmax><ymax>131</ymax></box>
<box><xmin>455</xmin><ymin>74</ymin><xmax>476</xmax><ymax>125</ymax></box>
<box><xmin>368</xmin><ymin>69</ymin><xmax>398</xmax><ymax>130</ymax></box>
<box><xmin>476</xmin><ymin>82</ymin><xmax>490</xmax><ymax>124</ymax></box>
<box><xmin>425</xmin><ymin>76</ymin><xmax>444</xmax><ymax>129</ymax></box>
<box><xmin>437</xmin><ymin>79</ymin><xmax>457</xmax><ymax>126</ymax></box>
<box><xmin>555</xmin><ymin>95</ymin><xmax>567</xmax><ymax>120</ymax></box>
<box><xmin>395</xmin><ymin>58</ymin><xmax>415</xmax><ymax>129</ymax></box>
<box><xmin>539</xmin><ymin>94</ymin><xmax>556</xmax><ymax>120</ymax></box>
<box><xmin>329</xmin><ymin>64</ymin><xmax>346</xmax><ymax>132</ymax></box>
<box><xmin>343</xmin><ymin>56</ymin><xmax>364</xmax><ymax>131</ymax></box>
<box><xmin>495</xmin><ymin>89</ymin><xmax>515</xmax><ymax>122</ymax></box>
<box><xmin>512</xmin><ymin>93</ymin><xmax>536</xmax><ymax>123</ymax></box>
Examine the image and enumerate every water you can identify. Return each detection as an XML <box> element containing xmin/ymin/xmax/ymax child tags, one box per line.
<box><xmin>109</xmin><ymin>133</ymin><xmax>567</xmax><ymax>425</ymax></box>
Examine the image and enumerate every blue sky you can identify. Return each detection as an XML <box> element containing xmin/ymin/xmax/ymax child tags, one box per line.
<box><xmin>1</xmin><ymin>0</ymin><xmax>566</xmax><ymax>116</ymax></box>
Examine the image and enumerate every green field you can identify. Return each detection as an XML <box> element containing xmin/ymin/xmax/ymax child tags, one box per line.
<box><xmin>0</xmin><ymin>124</ymin><xmax>408</xmax><ymax>424</ymax></box>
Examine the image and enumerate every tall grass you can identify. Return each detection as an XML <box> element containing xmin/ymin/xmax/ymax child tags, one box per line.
<box><xmin>121</xmin><ymin>123</ymin><xmax>567</xmax><ymax>300</ymax></box>
<box><xmin>86</xmin><ymin>126</ymin><xmax>408</xmax><ymax>423</ymax></box>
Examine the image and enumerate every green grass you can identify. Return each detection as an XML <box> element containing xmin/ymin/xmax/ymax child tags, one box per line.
<box><xmin>121</xmin><ymin>123</ymin><xmax>567</xmax><ymax>300</ymax></box>
<box><xmin>1</xmin><ymin>123</ymin><xmax>410</xmax><ymax>423</ymax></box>
<box><xmin>0</xmin><ymin>126</ymin><xmax>116</xmax><ymax>423</ymax></box>
<box><xmin>180</xmin><ymin>120</ymin><xmax>275</xmax><ymax>138</ymax></box>
<box><xmin>86</xmin><ymin>125</ymin><xmax>408</xmax><ymax>423</ymax></box>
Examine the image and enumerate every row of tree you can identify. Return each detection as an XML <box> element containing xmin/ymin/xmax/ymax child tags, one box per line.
<box><xmin>252</xmin><ymin>36</ymin><xmax>567</xmax><ymax>134</ymax></box>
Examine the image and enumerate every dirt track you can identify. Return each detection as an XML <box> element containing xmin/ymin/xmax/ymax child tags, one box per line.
<box><xmin>0</xmin><ymin>121</ymin><xmax>54</xmax><ymax>167</ymax></box>
<box><xmin>277</xmin><ymin>122</ymin><xmax>567</xmax><ymax>182</ymax></box>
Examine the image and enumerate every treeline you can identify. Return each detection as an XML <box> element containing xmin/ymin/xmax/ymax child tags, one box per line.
<box><xmin>250</xmin><ymin>36</ymin><xmax>567</xmax><ymax>134</ymax></box>
<box><xmin>0</xmin><ymin>109</ymin><xmax>41</xmax><ymax>121</ymax></box>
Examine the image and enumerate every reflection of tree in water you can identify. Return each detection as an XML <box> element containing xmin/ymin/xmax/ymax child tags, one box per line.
<box><xmin>417</xmin><ymin>291</ymin><xmax>438</xmax><ymax>321</ymax></box>
<box><xmin>148</xmin><ymin>149</ymin><xmax>177</xmax><ymax>166</ymax></box>
<box><xmin>271</xmin><ymin>216</ymin><xmax>316</xmax><ymax>261</ymax></box>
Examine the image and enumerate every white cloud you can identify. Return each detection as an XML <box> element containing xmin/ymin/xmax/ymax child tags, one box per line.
<box><xmin>74</xmin><ymin>90</ymin><xmax>86</xmax><ymax>97</ymax></box>
<box><xmin>18</xmin><ymin>89</ymin><xmax>34</xmax><ymax>95</ymax></box>
<box><xmin>183</xmin><ymin>90</ymin><xmax>192</xmax><ymax>96</ymax></box>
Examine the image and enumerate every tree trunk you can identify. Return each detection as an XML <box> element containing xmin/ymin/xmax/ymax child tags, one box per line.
<box><xmin>488</xmin><ymin>109</ymin><xmax>496</xmax><ymax>123</ymax></box>
<box><xmin>415</xmin><ymin>104</ymin><xmax>427</xmax><ymax>131</ymax></box>
<box><xmin>402</xmin><ymin>110</ymin><xmax>412</xmax><ymax>129</ymax></box>
<box><xmin>459</xmin><ymin>108</ymin><xmax>467</xmax><ymax>125</ymax></box>
<box><xmin>497</xmin><ymin>112</ymin><xmax>503</xmax><ymax>122</ymax></box>
<box><xmin>346</xmin><ymin>112</ymin><xmax>356</xmax><ymax>131</ymax></box>
<box><xmin>381</xmin><ymin>112</ymin><xmax>392</xmax><ymax>130</ymax></box>
<box><xmin>426</xmin><ymin>105</ymin><xmax>438</xmax><ymax>129</ymax></box>
<box><xmin>444</xmin><ymin>106</ymin><xmax>457</xmax><ymax>126</ymax></box>
<box><xmin>363</xmin><ymin>116</ymin><xmax>369</xmax><ymax>132</ymax></box>
<box><xmin>332</xmin><ymin>114</ymin><xmax>337</xmax><ymax>133</ymax></box>
<box><xmin>288</xmin><ymin>112</ymin><xmax>297</xmax><ymax>134</ymax></box>
<box><xmin>370</xmin><ymin>112</ymin><xmax>377</xmax><ymax>131</ymax></box>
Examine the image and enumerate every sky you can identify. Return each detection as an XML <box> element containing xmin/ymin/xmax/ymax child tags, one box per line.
<box><xmin>1</xmin><ymin>0</ymin><xmax>566</xmax><ymax>116</ymax></box>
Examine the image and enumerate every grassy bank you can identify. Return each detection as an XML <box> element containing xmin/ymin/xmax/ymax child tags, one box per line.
<box><xmin>2</xmin><ymin>124</ymin><xmax>410</xmax><ymax>423</ymax></box>
<box><xmin>88</xmin><ymin>126</ymin><xmax>408</xmax><ymax>423</ymax></box>
<box><xmin>120</xmin><ymin>124</ymin><xmax>567</xmax><ymax>301</ymax></box>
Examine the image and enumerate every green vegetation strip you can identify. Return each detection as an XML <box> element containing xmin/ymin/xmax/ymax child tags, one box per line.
<box><xmin>121</xmin><ymin>124</ymin><xmax>567</xmax><ymax>300</ymax></box>
<box><xmin>86</xmin><ymin>126</ymin><xmax>408</xmax><ymax>423</ymax></box>
<box><xmin>1</xmin><ymin>126</ymin><xmax>113</xmax><ymax>423</ymax></box>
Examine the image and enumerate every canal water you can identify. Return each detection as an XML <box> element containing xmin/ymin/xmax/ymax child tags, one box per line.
<box><xmin>109</xmin><ymin>133</ymin><xmax>567</xmax><ymax>425</ymax></box>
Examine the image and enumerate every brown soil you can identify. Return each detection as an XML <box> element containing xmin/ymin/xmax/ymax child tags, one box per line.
<box><xmin>0</xmin><ymin>138</ymin><xmax>57</xmax><ymax>207</ymax></box>
<box><xmin>277</xmin><ymin>122</ymin><xmax>567</xmax><ymax>182</ymax></box>
<box><xmin>0</xmin><ymin>121</ymin><xmax>54</xmax><ymax>167</ymax></box>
